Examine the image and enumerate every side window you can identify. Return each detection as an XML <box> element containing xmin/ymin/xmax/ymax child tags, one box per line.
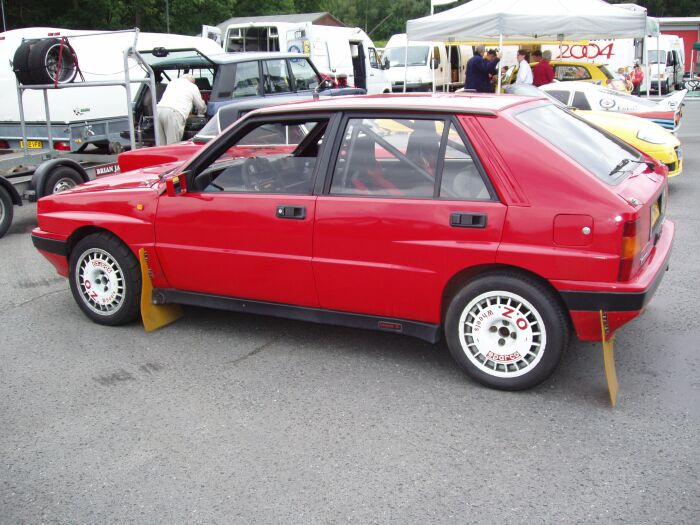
<box><xmin>289</xmin><ymin>58</ymin><xmax>319</xmax><ymax>91</ymax></box>
<box><xmin>193</xmin><ymin>118</ymin><xmax>327</xmax><ymax>194</ymax></box>
<box><xmin>547</xmin><ymin>90</ymin><xmax>571</xmax><ymax>105</ymax></box>
<box><xmin>263</xmin><ymin>59</ymin><xmax>291</xmax><ymax>94</ymax></box>
<box><xmin>433</xmin><ymin>47</ymin><xmax>441</xmax><ymax>66</ymax></box>
<box><xmin>439</xmin><ymin>122</ymin><xmax>490</xmax><ymax>200</ymax></box>
<box><xmin>555</xmin><ymin>65</ymin><xmax>591</xmax><ymax>81</ymax></box>
<box><xmin>330</xmin><ymin>118</ymin><xmax>443</xmax><ymax>198</ymax></box>
<box><xmin>232</xmin><ymin>61</ymin><xmax>260</xmax><ymax>98</ymax></box>
<box><xmin>368</xmin><ymin>47</ymin><xmax>379</xmax><ymax>69</ymax></box>
<box><xmin>571</xmin><ymin>91</ymin><xmax>591</xmax><ymax>110</ymax></box>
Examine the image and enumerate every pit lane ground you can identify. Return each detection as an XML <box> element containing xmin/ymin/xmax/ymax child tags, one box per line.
<box><xmin>1</xmin><ymin>103</ymin><xmax>698</xmax><ymax>523</ymax></box>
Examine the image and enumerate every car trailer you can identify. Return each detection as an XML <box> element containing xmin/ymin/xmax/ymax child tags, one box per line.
<box><xmin>0</xmin><ymin>29</ymin><xmax>160</xmax><ymax>239</ymax></box>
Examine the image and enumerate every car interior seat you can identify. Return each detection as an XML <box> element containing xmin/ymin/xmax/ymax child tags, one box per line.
<box><xmin>405</xmin><ymin>122</ymin><xmax>442</xmax><ymax>177</ymax></box>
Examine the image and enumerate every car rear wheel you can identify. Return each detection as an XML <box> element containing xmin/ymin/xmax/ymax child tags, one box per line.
<box><xmin>445</xmin><ymin>273</ymin><xmax>569</xmax><ymax>390</ymax></box>
<box><xmin>69</xmin><ymin>232</ymin><xmax>141</xmax><ymax>325</ymax></box>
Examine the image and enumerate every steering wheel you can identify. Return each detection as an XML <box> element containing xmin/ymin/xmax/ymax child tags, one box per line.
<box><xmin>242</xmin><ymin>157</ymin><xmax>266</xmax><ymax>190</ymax></box>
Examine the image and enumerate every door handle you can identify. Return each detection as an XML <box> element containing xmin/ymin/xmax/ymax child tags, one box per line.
<box><xmin>276</xmin><ymin>205</ymin><xmax>306</xmax><ymax>220</ymax></box>
<box><xmin>450</xmin><ymin>212</ymin><xmax>487</xmax><ymax>228</ymax></box>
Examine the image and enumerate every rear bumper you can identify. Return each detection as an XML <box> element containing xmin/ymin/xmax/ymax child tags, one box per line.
<box><xmin>554</xmin><ymin>219</ymin><xmax>674</xmax><ymax>341</ymax></box>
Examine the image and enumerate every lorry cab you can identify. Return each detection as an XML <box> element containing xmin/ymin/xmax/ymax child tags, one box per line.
<box><xmin>224</xmin><ymin>22</ymin><xmax>391</xmax><ymax>94</ymax></box>
<box><xmin>384</xmin><ymin>33</ymin><xmax>471</xmax><ymax>92</ymax></box>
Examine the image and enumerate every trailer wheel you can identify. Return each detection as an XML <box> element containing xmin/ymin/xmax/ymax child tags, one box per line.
<box><xmin>0</xmin><ymin>186</ymin><xmax>13</xmax><ymax>239</ymax></box>
<box><xmin>28</xmin><ymin>38</ymin><xmax>78</xmax><ymax>85</ymax></box>
<box><xmin>12</xmin><ymin>41</ymin><xmax>35</xmax><ymax>85</ymax></box>
<box><xmin>44</xmin><ymin>166</ymin><xmax>84</xmax><ymax>195</ymax></box>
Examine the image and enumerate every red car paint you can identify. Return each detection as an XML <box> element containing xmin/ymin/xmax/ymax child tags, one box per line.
<box><xmin>33</xmin><ymin>94</ymin><xmax>674</xmax><ymax>348</ymax></box>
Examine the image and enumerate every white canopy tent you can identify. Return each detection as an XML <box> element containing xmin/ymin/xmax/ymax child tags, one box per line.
<box><xmin>405</xmin><ymin>0</ymin><xmax>651</xmax><ymax>93</ymax></box>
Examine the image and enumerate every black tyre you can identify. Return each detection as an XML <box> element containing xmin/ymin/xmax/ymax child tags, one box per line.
<box><xmin>44</xmin><ymin>166</ymin><xmax>84</xmax><ymax>196</ymax></box>
<box><xmin>444</xmin><ymin>272</ymin><xmax>570</xmax><ymax>391</ymax></box>
<box><xmin>0</xmin><ymin>186</ymin><xmax>13</xmax><ymax>239</ymax></box>
<box><xmin>68</xmin><ymin>232</ymin><xmax>141</xmax><ymax>325</ymax></box>
<box><xmin>28</xmin><ymin>38</ymin><xmax>78</xmax><ymax>85</ymax></box>
<box><xmin>12</xmin><ymin>41</ymin><xmax>34</xmax><ymax>85</ymax></box>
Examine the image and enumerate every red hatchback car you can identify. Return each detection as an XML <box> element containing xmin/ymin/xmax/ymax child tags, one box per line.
<box><xmin>31</xmin><ymin>94</ymin><xmax>674</xmax><ymax>390</ymax></box>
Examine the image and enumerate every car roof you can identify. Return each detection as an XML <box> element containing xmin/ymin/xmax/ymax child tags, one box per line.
<box><xmin>253</xmin><ymin>93</ymin><xmax>543</xmax><ymax>117</ymax></box>
<box><xmin>150</xmin><ymin>51</ymin><xmax>311</xmax><ymax>68</ymax></box>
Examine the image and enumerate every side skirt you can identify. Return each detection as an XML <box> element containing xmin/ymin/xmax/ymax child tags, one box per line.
<box><xmin>153</xmin><ymin>288</ymin><xmax>441</xmax><ymax>344</ymax></box>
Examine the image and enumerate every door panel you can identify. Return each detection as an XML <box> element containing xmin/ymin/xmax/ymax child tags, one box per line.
<box><xmin>313</xmin><ymin>197</ymin><xmax>506</xmax><ymax>323</ymax></box>
<box><xmin>155</xmin><ymin>193</ymin><xmax>318</xmax><ymax>306</ymax></box>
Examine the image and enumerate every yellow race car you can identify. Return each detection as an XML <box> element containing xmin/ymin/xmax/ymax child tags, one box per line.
<box><xmin>504</xmin><ymin>61</ymin><xmax>630</xmax><ymax>93</ymax></box>
<box><xmin>505</xmin><ymin>84</ymin><xmax>682</xmax><ymax>177</ymax></box>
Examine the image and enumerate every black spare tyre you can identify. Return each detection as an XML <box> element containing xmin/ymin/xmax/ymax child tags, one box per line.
<box><xmin>27</xmin><ymin>38</ymin><xmax>78</xmax><ymax>85</ymax></box>
<box><xmin>12</xmin><ymin>41</ymin><xmax>35</xmax><ymax>85</ymax></box>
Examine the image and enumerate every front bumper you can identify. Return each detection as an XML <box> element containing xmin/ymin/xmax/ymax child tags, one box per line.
<box><xmin>32</xmin><ymin>230</ymin><xmax>69</xmax><ymax>277</ymax></box>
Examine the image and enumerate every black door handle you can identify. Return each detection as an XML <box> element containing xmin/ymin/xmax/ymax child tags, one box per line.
<box><xmin>450</xmin><ymin>212</ymin><xmax>487</xmax><ymax>228</ymax></box>
<box><xmin>276</xmin><ymin>205</ymin><xmax>306</xmax><ymax>220</ymax></box>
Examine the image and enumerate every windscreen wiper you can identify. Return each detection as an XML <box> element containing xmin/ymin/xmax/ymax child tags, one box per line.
<box><xmin>608</xmin><ymin>159</ymin><xmax>652</xmax><ymax>177</ymax></box>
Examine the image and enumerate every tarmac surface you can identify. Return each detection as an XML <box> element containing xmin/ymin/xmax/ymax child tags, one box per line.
<box><xmin>1</xmin><ymin>101</ymin><xmax>699</xmax><ymax>523</ymax></box>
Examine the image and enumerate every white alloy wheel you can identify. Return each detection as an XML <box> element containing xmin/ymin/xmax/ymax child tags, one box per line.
<box><xmin>75</xmin><ymin>247</ymin><xmax>126</xmax><ymax>316</ymax></box>
<box><xmin>457</xmin><ymin>290</ymin><xmax>547</xmax><ymax>378</ymax></box>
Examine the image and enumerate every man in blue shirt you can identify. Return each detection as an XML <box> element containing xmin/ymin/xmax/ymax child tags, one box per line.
<box><xmin>465</xmin><ymin>46</ymin><xmax>501</xmax><ymax>93</ymax></box>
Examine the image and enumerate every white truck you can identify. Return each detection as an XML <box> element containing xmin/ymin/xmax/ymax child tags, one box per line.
<box><xmin>383</xmin><ymin>34</ymin><xmax>472</xmax><ymax>92</ymax></box>
<box><xmin>223</xmin><ymin>21</ymin><xmax>391</xmax><ymax>94</ymax></box>
<box><xmin>0</xmin><ymin>27</ymin><xmax>224</xmax><ymax>153</ymax></box>
<box><xmin>543</xmin><ymin>34</ymin><xmax>685</xmax><ymax>94</ymax></box>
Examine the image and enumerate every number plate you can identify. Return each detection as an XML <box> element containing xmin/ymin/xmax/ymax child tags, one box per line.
<box><xmin>19</xmin><ymin>140</ymin><xmax>43</xmax><ymax>149</ymax></box>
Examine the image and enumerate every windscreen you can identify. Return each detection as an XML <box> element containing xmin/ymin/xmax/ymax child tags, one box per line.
<box><xmin>385</xmin><ymin>46</ymin><xmax>430</xmax><ymax>67</ymax></box>
<box><xmin>647</xmin><ymin>50</ymin><xmax>667</xmax><ymax>64</ymax></box>
<box><xmin>515</xmin><ymin>104</ymin><xmax>642</xmax><ymax>184</ymax></box>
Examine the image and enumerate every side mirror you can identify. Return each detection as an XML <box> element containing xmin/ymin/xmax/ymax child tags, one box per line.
<box><xmin>431</xmin><ymin>58</ymin><xmax>440</xmax><ymax>70</ymax></box>
<box><xmin>166</xmin><ymin>174</ymin><xmax>187</xmax><ymax>196</ymax></box>
<box><xmin>383</xmin><ymin>57</ymin><xmax>390</xmax><ymax>70</ymax></box>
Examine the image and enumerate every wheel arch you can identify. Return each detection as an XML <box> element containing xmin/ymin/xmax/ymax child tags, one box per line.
<box><xmin>0</xmin><ymin>176</ymin><xmax>23</xmax><ymax>206</ymax></box>
<box><xmin>66</xmin><ymin>225</ymin><xmax>124</xmax><ymax>258</ymax></box>
<box><xmin>440</xmin><ymin>264</ymin><xmax>573</xmax><ymax>329</ymax></box>
<box><xmin>32</xmin><ymin>159</ymin><xmax>89</xmax><ymax>199</ymax></box>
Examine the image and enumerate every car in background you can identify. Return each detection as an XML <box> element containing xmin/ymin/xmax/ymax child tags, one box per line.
<box><xmin>131</xmin><ymin>48</ymin><xmax>364</xmax><ymax>145</ymax></box>
<box><xmin>32</xmin><ymin>93</ymin><xmax>674</xmax><ymax>391</ymax></box>
<box><xmin>539</xmin><ymin>81</ymin><xmax>687</xmax><ymax>132</ymax></box>
<box><xmin>505</xmin><ymin>84</ymin><xmax>682</xmax><ymax>177</ymax></box>
<box><xmin>504</xmin><ymin>61</ymin><xmax>628</xmax><ymax>92</ymax></box>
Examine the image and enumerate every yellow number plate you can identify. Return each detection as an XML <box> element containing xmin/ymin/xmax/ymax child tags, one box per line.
<box><xmin>19</xmin><ymin>140</ymin><xmax>43</xmax><ymax>149</ymax></box>
<box><xmin>651</xmin><ymin>200</ymin><xmax>661</xmax><ymax>231</ymax></box>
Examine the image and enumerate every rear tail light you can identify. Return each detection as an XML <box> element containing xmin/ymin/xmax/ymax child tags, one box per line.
<box><xmin>0</xmin><ymin>140</ymin><xmax>9</xmax><ymax>149</ymax></box>
<box><xmin>53</xmin><ymin>141</ymin><xmax>71</xmax><ymax>151</ymax></box>
<box><xmin>618</xmin><ymin>218</ymin><xmax>642</xmax><ymax>281</ymax></box>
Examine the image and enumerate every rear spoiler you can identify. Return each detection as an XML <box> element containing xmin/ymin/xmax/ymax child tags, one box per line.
<box><xmin>658</xmin><ymin>89</ymin><xmax>687</xmax><ymax>111</ymax></box>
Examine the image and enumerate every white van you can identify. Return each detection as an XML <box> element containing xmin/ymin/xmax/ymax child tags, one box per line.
<box><xmin>383</xmin><ymin>34</ymin><xmax>472</xmax><ymax>92</ymax></box>
<box><xmin>0</xmin><ymin>27</ymin><xmax>224</xmax><ymax>151</ymax></box>
<box><xmin>224</xmin><ymin>22</ymin><xmax>391</xmax><ymax>94</ymax></box>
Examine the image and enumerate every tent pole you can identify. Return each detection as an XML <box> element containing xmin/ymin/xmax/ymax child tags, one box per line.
<box><xmin>403</xmin><ymin>41</ymin><xmax>408</xmax><ymax>93</ymax></box>
<box><xmin>446</xmin><ymin>43</ymin><xmax>452</xmax><ymax>92</ymax></box>
<box><xmin>431</xmin><ymin>46</ymin><xmax>436</xmax><ymax>92</ymax></box>
<box><xmin>497</xmin><ymin>34</ymin><xmax>503</xmax><ymax>95</ymax></box>
<box><xmin>657</xmin><ymin>32</ymin><xmax>661</xmax><ymax>95</ymax></box>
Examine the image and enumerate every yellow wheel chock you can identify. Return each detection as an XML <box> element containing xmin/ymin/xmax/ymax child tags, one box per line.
<box><xmin>599</xmin><ymin>310</ymin><xmax>619</xmax><ymax>407</ymax></box>
<box><xmin>139</xmin><ymin>248</ymin><xmax>182</xmax><ymax>332</ymax></box>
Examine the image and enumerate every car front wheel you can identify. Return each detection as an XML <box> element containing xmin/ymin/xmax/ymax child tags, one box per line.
<box><xmin>69</xmin><ymin>232</ymin><xmax>141</xmax><ymax>325</ymax></box>
<box><xmin>445</xmin><ymin>273</ymin><xmax>569</xmax><ymax>390</ymax></box>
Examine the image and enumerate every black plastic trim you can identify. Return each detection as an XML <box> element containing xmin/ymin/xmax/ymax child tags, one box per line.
<box><xmin>31</xmin><ymin>234</ymin><xmax>67</xmax><ymax>256</ymax></box>
<box><xmin>562</xmin><ymin>252</ymin><xmax>671</xmax><ymax>312</ymax></box>
<box><xmin>154</xmin><ymin>288</ymin><xmax>441</xmax><ymax>343</ymax></box>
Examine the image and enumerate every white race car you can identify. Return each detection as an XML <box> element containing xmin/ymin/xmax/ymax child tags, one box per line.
<box><xmin>540</xmin><ymin>81</ymin><xmax>687</xmax><ymax>132</ymax></box>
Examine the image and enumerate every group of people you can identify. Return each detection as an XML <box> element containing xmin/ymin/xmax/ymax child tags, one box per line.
<box><xmin>464</xmin><ymin>46</ymin><xmax>556</xmax><ymax>93</ymax></box>
<box><xmin>616</xmin><ymin>64</ymin><xmax>645</xmax><ymax>95</ymax></box>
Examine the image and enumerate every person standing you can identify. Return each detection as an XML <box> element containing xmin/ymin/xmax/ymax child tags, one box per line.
<box><xmin>532</xmin><ymin>50</ymin><xmax>555</xmax><ymax>86</ymax></box>
<box><xmin>156</xmin><ymin>74</ymin><xmax>207</xmax><ymax>145</ymax></box>
<box><xmin>465</xmin><ymin>45</ymin><xmax>501</xmax><ymax>93</ymax></box>
<box><xmin>515</xmin><ymin>49</ymin><xmax>533</xmax><ymax>85</ymax></box>
<box><xmin>630</xmin><ymin>63</ymin><xmax>644</xmax><ymax>96</ymax></box>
